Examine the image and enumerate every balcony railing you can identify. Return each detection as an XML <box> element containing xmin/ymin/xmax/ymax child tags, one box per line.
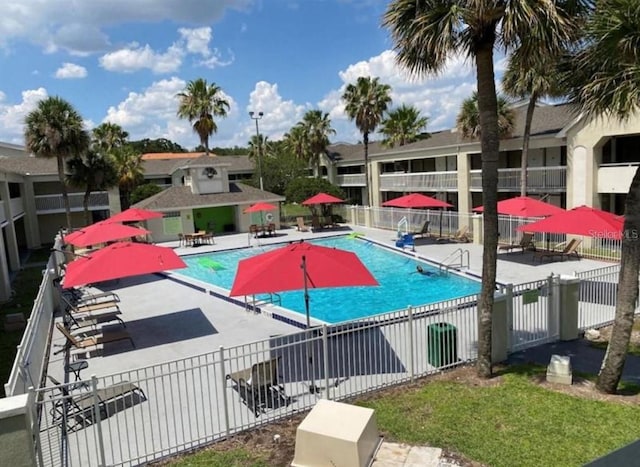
<box><xmin>470</xmin><ymin>166</ymin><xmax>566</xmax><ymax>192</ymax></box>
<box><xmin>379</xmin><ymin>171</ymin><xmax>458</xmax><ymax>191</ymax></box>
<box><xmin>35</xmin><ymin>191</ymin><xmax>109</xmax><ymax>214</ymax></box>
<box><xmin>597</xmin><ymin>163</ymin><xmax>640</xmax><ymax>194</ymax></box>
<box><xmin>336</xmin><ymin>173</ymin><xmax>366</xmax><ymax>186</ymax></box>
<box><xmin>0</xmin><ymin>201</ymin><xmax>6</xmax><ymax>225</ymax></box>
<box><xmin>10</xmin><ymin>197</ymin><xmax>24</xmax><ymax>217</ymax></box>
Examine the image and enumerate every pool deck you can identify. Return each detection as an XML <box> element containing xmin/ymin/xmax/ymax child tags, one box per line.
<box><xmin>48</xmin><ymin>223</ymin><xmax>613</xmax><ymax>382</ymax></box>
<box><xmin>42</xmin><ymin>224</ymin><xmax>617</xmax><ymax>466</ymax></box>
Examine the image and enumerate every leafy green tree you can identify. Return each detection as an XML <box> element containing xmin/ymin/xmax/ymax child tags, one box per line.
<box><xmin>66</xmin><ymin>150</ymin><xmax>118</xmax><ymax>225</ymax></box>
<box><xmin>111</xmin><ymin>145</ymin><xmax>144</xmax><ymax>209</ymax></box>
<box><xmin>456</xmin><ymin>92</ymin><xmax>515</xmax><ymax>139</ymax></box>
<box><xmin>380</xmin><ymin>104</ymin><xmax>430</xmax><ymax>147</ymax></box>
<box><xmin>24</xmin><ymin>96</ymin><xmax>90</xmax><ymax>229</ymax></box>
<box><xmin>130</xmin><ymin>183</ymin><xmax>164</xmax><ymax>205</ymax></box>
<box><xmin>562</xmin><ymin>0</ymin><xmax>640</xmax><ymax>394</ymax></box>
<box><xmin>342</xmin><ymin>76</ymin><xmax>392</xmax><ymax>206</ymax></box>
<box><xmin>258</xmin><ymin>142</ymin><xmax>308</xmax><ymax>195</ymax></box>
<box><xmin>384</xmin><ymin>0</ymin><xmax>586</xmax><ymax>378</ymax></box>
<box><xmin>129</xmin><ymin>138</ymin><xmax>186</xmax><ymax>154</ymax></box>
<box><xmin>285</xmin><ymin>177</ymin><xmax>344</xmax><ymax>204</ymax></box>
<box><xmin>301</xmin><ymin>110</ymin><xmax>335</xmax><ymax>176</ymax></box>
<box><xmin>92</xmin><ymin>122</ymin><xmax>129</xmax><ymax>153</ymax></box>
<box><xmin>176</xmin><ymin>78</ymin><xmax>230</xmax><ymax>155</ymax></box>
<box><xmin>284</xmin><ymin>124</ymin><xmax>309</xmax><ymax>162</ymax></box>
<box><xmin>209</xmin><ymin>146</ymin><xmax>249</xmax><ymax>155</ymax></box>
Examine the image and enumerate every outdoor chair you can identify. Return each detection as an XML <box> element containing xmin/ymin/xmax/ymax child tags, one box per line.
<box><xmin>267</xmin><ymin>223</ymin><xmax>276</xmax><ymax>236</ymax></box>
<box><xmin>56</xmin><ymin>323</ymin><xmax>135</xmax><ymax>355</ymax></box>
<box><xmin>48</xmin><ymin>375</ymin><xmax>145</xmax><ymax>431</ymax></box>
<box><xmin>534</xmin><ymin>238</ymin><xmax>582</xmax><ymax>263</ymax></box>
<box><xmin>412</xmin><ymin>220</ymin><xmax>430</xmax><ymax>239</ymax></box>
<box><xmin>296</xmin><ymin>217</ymin><xmax>309</xmax><ymax>232</ymax></box>
<box><xmin>451</xmin><ymin>225</ymin><xmax>471</xmax><ymax>243</ymax></box>
<box><xmin>63</xmin><ymin>307</ymin><xmax>125</xmax><ymax>331</ymax></box>
<box><xmin>249</xmin><ymin>224</ymin><xmax>260</xmax><ymax>237</ymax></box>
<box><xmin>61</xmin><ymin>294</ymin><xmax>120</xmax><ymax>315</ymax></box>
<box><xmin>226</xmin><ymin>356</ymin><xmax>289</xmax><ymax>417</ymax></box>
<box><xmin>324</xmin><ymin>215</ymin><xmax>336</xmax><ymax>228</ymax></box>
<box><xmin>498</xmin><ymin>232</ymin><xmax>535</xmax><ymax>253</ymax></box>
<box><xmin>311</xmin><ymin>216</ymin><xmax>323</xmax><ymax>232</ymax></box>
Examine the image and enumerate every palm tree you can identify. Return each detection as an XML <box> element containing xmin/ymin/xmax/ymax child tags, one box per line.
<box><xmin>301</xmin><ymin>110</ymin><xmax>336</xmax><ymax>176</ymax></box>
<box><xmin>67</xmin><ymin>150</ymin><xmax>118</xmax><ymax>225</ymax></box>
<box><xmin>92</xmin><ymin>122</ymin><xmax>129</xmax><ymax>153</ymax></box>
<box><xmin>384</xmin><ymin>0</ymin><xmax>586</xmax><ymax>378</ymax></box>
<box><xmin>342</xmin><ymin>76</ymin><xmax>392</xmax><ymax>206</ymax></box>
<box><xmin>24</xmin><ymin>96</ymin><xmax>90</xmax><ymax>229</ymax></box>
<box><xmin>456</xmin><ymin>92</ymin><xmax>515</xmax><ymax>139</ymax></box>
<box><xmin>110</xmin><ymin>145</ymin><xmax>144</xmax><ymax>209</ymax></box>
<box><xmin>503</xmin><ymin>52</ymin><xmax>566</xmax><ymax>196</ymax></box>
<box><xmin>563</xmin><ymin>0</ymin><xmax>640</xmax><ymax>394</ymax></box>
<box><xmin>380</xmin><ymin>104</ymin><xmax>430</xmax><ymax>147</ymax></box>
<box><xmin>248</xmin><ymin>134</ymin><xmax>269</xmax><ymax>161</ymax></box>
<box><xmin>284</xmin><ymin>124</ymin><xmax>309</xmax><ymax>162</ymax></box>
<box><xmin>176</xmin><ymin>79</ymin><xmax>230</xmax><ymax>155</ymax></box>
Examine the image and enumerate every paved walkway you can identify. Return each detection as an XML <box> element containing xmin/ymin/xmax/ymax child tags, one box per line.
<box><xmin>373</xmin><ymin>442</ymin><xmax>462</xmax><ymax>466</ymax></box>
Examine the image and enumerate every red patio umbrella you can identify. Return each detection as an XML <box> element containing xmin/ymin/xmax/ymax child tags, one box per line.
<box><xmin>62</xmin><ymin>242</ymin><xmax>186</xmax><ymax>289</ymax></box>
<box><xmin>517</xmin><ymin>205</ymin><xmax>623</xmax><ymax>240</ymax></box>
<box><xmin>244</xmin><ymin>202</ymin><xmax>278</xmax><ymax>213</ymax></box>
<box><xmin>473</xmin><ymin>196</ymin><xmax>565</xmax><ymax>217</ymax></box>
<box><xmin>106</xmin><ymin>207</ymin><xmax>163</xmax><ymax>223</ymax></box>
<box><xmin>64</xmin><ymin>221</ymin><xmax>150</xmax><ymax>248</ymax></box>
<box><xmin>381</xmin><ymin>193</ymin><xmax>453</xmax><ymax>209</ymax></box>
<box><xmin>301</xmin><ymin>193</ymin><xmax>345</xmax><ymax>205</ymax></box>
<box><xmin>230</xmin><ymin>240</ymin><xmax>378</xmax><ymax>393</ymax></box>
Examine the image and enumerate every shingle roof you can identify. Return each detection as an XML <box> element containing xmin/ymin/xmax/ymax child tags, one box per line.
<box><xmin>0</xmin><ymin>155</ymin><xmax>58</xmax><ymax>175</ymax></box>
<box><xmin>142</xmin><ymin>154</ymin><xmax>254</xmax><ymax>176</ymax></box>
<box><xmin>328</xmin><ymin>103</ymin><xmax>578</xmax><ymax>161</ymax></box>
<box><xmin>133</xmin><ymin>183</ymin><xmax>284</xmax><ymax>211</ymax></box>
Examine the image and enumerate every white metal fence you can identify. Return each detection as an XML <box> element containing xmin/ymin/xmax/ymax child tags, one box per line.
<box><xmin>4</xmin><ymin>255</ymin><xmax>56</xmax><ymax>397</ymax></box>
<box><xmin>33</xmin><ymin>295</ymin><xmax>479</xmax><ymax>467</ymax></box>
<box><xmin>574</xmin><ymin>264</ymin><xmax>629</xmax><ymax>330</ymax></box>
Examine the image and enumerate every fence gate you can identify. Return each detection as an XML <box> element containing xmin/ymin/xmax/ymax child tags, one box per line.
<box><xmin>507</xmin><ymin>275</ymin><xmax>560</xmax><ymax>353</ymax></box>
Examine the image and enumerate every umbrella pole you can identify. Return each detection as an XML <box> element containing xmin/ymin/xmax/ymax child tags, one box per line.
<box><xmin>302</xmin><ymin>256</ymin><xmax>319</xmax><ymax>394</ymax></box>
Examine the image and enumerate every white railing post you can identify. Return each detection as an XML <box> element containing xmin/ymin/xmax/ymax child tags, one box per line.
<box><xmin>90</xmin><ymin>375</ymin><xmax>107</xmax><ymax>467</ymax></box>
<box><xmin>547</xmin><ymin>274</ymin><xmax>559</xmax><ymax>342</ymax></box>
<box><xmin>219</xmin><ymin>346</ymin><xmax>230</xmax><ymax>438</ymax></box>
<box><xmin>505</xmin><ymin>284</ymin><xmax>514</xmax><ymax>353</ymax></box>
<box><xmin>407</xmin><ymin>306</ymin><xmax>414</xmax><ymax>381</ymax></box>
<box><xmin>322</xmin><ymin>325</ymin><xmax>330</xmax><ymax>399</ymax></box>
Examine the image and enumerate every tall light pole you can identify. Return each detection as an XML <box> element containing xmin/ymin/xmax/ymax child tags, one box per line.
<box><xmin>249</xmin><ymin>111</ymin><xmax>264</xmax><ymax>191</ymax></box>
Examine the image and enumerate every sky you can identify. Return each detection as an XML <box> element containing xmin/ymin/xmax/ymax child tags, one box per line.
<box><xmin>0</xmin><ymin>0</ymin><xmax>506</xmax><ymax>151</ymax></box>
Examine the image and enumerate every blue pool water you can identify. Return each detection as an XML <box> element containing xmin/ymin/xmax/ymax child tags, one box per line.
<box><xmin>175</xmin><ymin>237</ymin><xmax>481</xmax><ymax>323</ymax></box>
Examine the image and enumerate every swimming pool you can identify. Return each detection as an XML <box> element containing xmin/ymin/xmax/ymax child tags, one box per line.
<box><xmin>175</xmin><ymin>236</ymin><xmax>481</xmax><ymax>323</ymax></box>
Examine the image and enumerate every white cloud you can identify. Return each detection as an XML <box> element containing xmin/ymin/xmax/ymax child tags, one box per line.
<box><xmin>245</xmin><ymin>81</ymin><xmax>307</xmax><ymax>140</ymax></box>
<box><xmin>102</xmin><ymin>77</ymin><xmax>238</xmax><ymax>150</ymax></box>
<box><xmin>99</xmin><ymin>43</ymin><xmax>184</xmax><ymax>74</ymax></box>
<box><xmin>54</xmin><ymin>62</ymin><xmax>88</xmax><ymax>79</ymax></box>
<box><xmin>178</xmin><ymin>27</ymin><xmax>211</xmax><ymax>57</ymax></box>
<box><xmin>0</xmin><ymin>88</ymin><xmax>48</xmax><ymax>144</ymax></box>
<box><xmin>0</xmin><ymin>0</ymin><xmax>253</xmax><ymax>55</ymax></box>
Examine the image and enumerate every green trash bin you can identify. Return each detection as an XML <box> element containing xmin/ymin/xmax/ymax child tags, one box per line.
<box><xmin>428</xmin><ymin>322</ymin><xmax>458</xmax><ymax>367</ymax></box>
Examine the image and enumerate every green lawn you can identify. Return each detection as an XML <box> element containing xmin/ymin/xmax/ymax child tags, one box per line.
<box><xmin>166</xmin><ymin>365</ymin><xmax>640</xmax><ymax>467</ymax></box>
<box><xmin>0</xmin><ymin>249</ymin><xmax>51</xmax><ymax>397</ymax></box>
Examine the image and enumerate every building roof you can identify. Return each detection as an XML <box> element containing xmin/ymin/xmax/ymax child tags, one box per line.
<box><xmin>327</xmin><ymin>102</ymin><xmax>578</xmax><ymax>162</ymax></box>
<box><xmin>142</xmin><ymin>154</ymin><xmax>254</xmax><ymax>177</ymax></box>
<box><xmin>142</xmin><ymin>152</ymin><xmax>203</xmax><ymax>160</ymax></box>
<box><xmin>0</xmin><ymin>155</ymin><xmax>58</xmax><ymax>175</ymax></box>
<box><xmin>133</xmin><ymin>182</ymin><xmax>284</xmax><ymax>211</ymax></box>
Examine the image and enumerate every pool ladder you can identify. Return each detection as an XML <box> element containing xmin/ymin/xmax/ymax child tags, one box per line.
<box><xmin>250</xmin><ymin>292</ymin><xmax>282</xmax><ymax>309</ymax></box>
<box><xmin>439</xmin><ymin>248</ymin><xmax>470</xmax><ymax>274</ymax></box>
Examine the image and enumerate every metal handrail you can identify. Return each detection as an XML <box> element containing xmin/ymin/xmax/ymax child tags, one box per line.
<box><xmin>439</xmin><ymin>248</ymin><xmax>470</xmax><ymax>273</ymax></box>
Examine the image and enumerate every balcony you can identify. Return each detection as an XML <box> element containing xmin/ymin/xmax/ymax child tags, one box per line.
<box><xmin>336</xmin><ymin>173</ymin><xmax>366</xmax><ymax>186</ymax></box>
<box><xmin>470</xmin><ymin>166</ymin><xmax>566</xmax><ymax>192</ymax></box>
<box><xmin>379</xmin><ymin>171</ymin><xmax>458</xmax><ymax>191</ymax></box>
<box><xmin>597</xmin><ymin>163</ymin><xmax>640</xmax><ymax>193</ymax></box>
<box><xmin>35</xmin><ymin>191</ymin><xmax>110</xmax><ymax>214</ymax></box>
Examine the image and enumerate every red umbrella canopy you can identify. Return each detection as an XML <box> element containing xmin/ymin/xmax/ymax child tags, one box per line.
<box><xmin>64</xmin><ymin>221</ymin><xmax>150</xmax><ymax>248</ymax></box>
<box><xmin>381</xmin><ymin>193</ymin><xmax>453</xmax><ymax>209</ymax></box>
<box><xmin>517</xmin><ymin>205</ymin><xmax>624</xmax><ymax>240</ymax></box>
<box><xmin>229</xmin><ymin>241</ymin><xmax>379</xmax><ymax>296</ymax></box>
<box><xmin>106</xmin><ymin>208</ymin><xmax>163</xmax><ymax>223</ymax></box>
<box><xmin>63</xmin><ymin>242</ymin><xmax>187</xmax><ymax>289</ymax></box>
<box><xmin>473</xmin><ymin>196</ymin><xmax>565</xmax><ymax>217</ymax></box>
<box><xmin>244</xmin><ymin>202</ymin><xmax>278</xmax><ymax>213</ymax></box>
<box><xmin>301</xmin><ymin>193</ymin><xmax>345</xmax><ymax>205</ymax></box>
